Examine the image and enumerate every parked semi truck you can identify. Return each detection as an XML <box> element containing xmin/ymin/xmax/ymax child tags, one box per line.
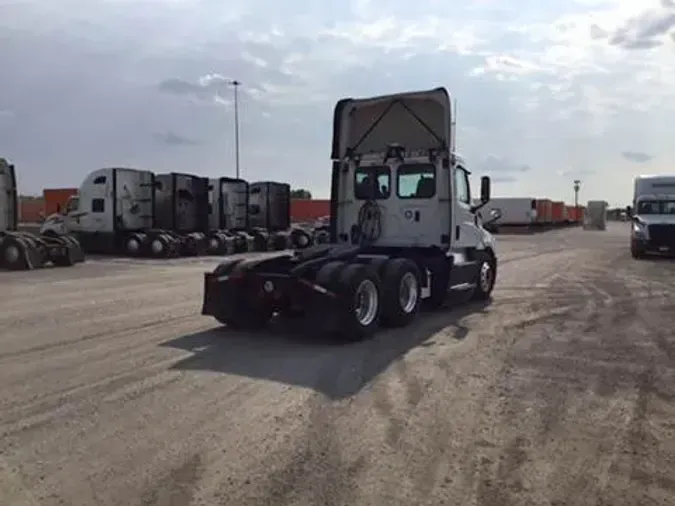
<box><xmin>201</xmin><ymin>87</ymin><xmax>498</xmax><ymax>341</ymax></box>
<box><xmin>583</xmin><ymin>200</ymin><xmax>608</xmax><ymax>231</ymax></box>
<box><xmin>0</xmin><ymin>158</ymin><xmax>84</xmax><ymax>270</ymax></box>
<box><xmin>630</xmin><ymin>175</ymin><xmax>675</xmax><ymax>258</ymax></box>
<box><xmin>206</xmin><ymin>176</ymin><xmax>254</xmax><ymax>255</ymax></box>
<box><xmin>40</xmin><ymin>168</ymin><xmax>208</xmax><ymax>257</ymax></box>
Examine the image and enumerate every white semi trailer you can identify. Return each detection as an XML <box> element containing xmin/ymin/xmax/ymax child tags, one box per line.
<box><xmin>630</xmin><ymin>175</ymin><xmax>675</xmax><ymax>258</ymax></box>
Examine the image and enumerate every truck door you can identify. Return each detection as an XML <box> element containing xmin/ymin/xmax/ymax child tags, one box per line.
<box><xmin>452</xmin><ymin>164</ymin><xmax>476</xmax><ymax>249</ymax></box>
<box><xmin>0</xmin><ymin>159</ymin><xmax>18</xmax><ymax>232</ymax></box>
<box><xmin>77</xmin><ymin>173</ymin><xmax>110</xmax><ymax>233</ymax></box>
<box><xmin>392</xmin><ymin>160</ymin><xmax>446</xmax><ymax>246</ymax></box>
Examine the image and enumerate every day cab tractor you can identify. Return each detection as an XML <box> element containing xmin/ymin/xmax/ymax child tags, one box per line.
<box><xmin>201</xmin><ymin>87</ymin><xmax>498</xmax><ymax>341</ymax></box>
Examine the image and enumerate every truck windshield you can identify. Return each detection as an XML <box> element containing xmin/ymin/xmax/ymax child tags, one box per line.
<box><xmin>637</xmin><ymin>200</ymin><xmax>675</xmax><ymax>214</ymax></box>
<box><xmin>354</xmin><ymin>166</ymin><xmax>390</xmax><ymax>200</ymax></box>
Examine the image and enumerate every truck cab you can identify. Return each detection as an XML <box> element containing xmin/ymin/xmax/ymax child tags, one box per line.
<box><xmin>330</xmin><ymin>87</ymin><xmax>495</xmax><ymax>267</ymax></box>
<box><xmin>630</xmin><ymin>175</ymin><xmax>675</xmax><ymax>258</ymax></box>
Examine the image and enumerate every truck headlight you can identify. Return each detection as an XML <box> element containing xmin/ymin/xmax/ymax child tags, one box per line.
<box><xmin>632</xmin><ymin>222</ymin><xmax>646</xmax><ymax>238</ymax></box>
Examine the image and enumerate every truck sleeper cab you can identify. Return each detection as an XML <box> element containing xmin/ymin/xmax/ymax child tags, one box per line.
<box><xmin>201</xmin><ymin>87</ymin><xmax>498</xmax><ymax>341</ymax></box>
<box><xmin>41</xmin><ymin>167</ymin><xmax>186</xmax><ymax>258</ymax></box>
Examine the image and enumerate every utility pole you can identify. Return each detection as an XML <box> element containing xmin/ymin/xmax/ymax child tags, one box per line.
<box><xmin>229</xmin><ymin>79</ymin><xmax>241</xmax><ymax>179</ymax></box>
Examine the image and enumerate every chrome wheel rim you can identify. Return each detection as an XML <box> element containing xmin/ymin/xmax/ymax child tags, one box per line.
<box><xmin>5</xmin><ymin>244</ymin><xmax>19</xmax><ymax>264</ymax></box>
<box><xmin>151</xmin><ymin>239</ymin><xmax>164</xmax><ymax>254</ymax></box>
<box><xmin>127</xmin><ymin>239</ymin><xmax>139</xmax><ymax>253</ymax></box>
<box><xmin>354</xmin><ymin>279</ymin><xmax>378</xmax><ymax>326</ymax></box>
<box><xmin>398</xmin><ymin>272</ymin><xmax>419</xmax><ymax>313</ymax></box>
<box><xmin>479</xmin><ymin>262</ymin><xmax>493</xmax><ymax>293</ymax></box>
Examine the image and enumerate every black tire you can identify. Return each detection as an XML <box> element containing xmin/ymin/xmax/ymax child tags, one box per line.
<box><xmin>125</xmin><ymin>235</ymin><xmax>143</xmax><ymax>257</ymax></box>
<box><xmin>631</xmin><ymin>245</ymin><xmax>645</xmax><ymax>259</ymax></box>
<box><xmin>472</xmin><ymin>251</ymin><xmax>496</xmax><ymax>301</ymax></box>
<box><xmin>149</xmin><ymin>235</ymin><xmax>168</xmax><ymax>258</ymax></box>
<box><xmin>0</xmin><ymin>236</ymin><xmax>28</xmax><ymax>270</ymax></box>
<box><xmin>333</xmin><ymin>263</ymin><xmax>382</xmax><ymax>341</ymax></box>
<box><xmin>380</xmin><ymin>258</ymin><xmax>422</xmax><ymax>327</ymax></box>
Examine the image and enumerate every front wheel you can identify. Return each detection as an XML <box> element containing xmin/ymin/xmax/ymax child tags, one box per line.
<box><xmin>472</xmin><ymin>252</ymin><xmax>496</xmax><ymax>301</ymax></box>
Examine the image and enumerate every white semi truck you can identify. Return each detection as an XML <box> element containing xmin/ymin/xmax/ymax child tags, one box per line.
<box><xmin>0</xmin><ymin>158</ymin><xmax>84</xmax><ymax>270</ymax></box>
<box><xmin>583</xmin><ymin>200</ymin><xmax>608</xmax><ymax>230</ymax></box>
<box><xmin>41</xmin><ymin>168</ymin><xmax>313</xmax><ymax>257</ymax></box>
<box><xmin>201</xmin><ymin>87</ymin><xmax>499</xmax><ymax>340</ymax></box>
<box><xmin>40</xmin><ymin>168</ymin><xmax>210</xmax><ymax>257</ymax></box>
<box><xmin>630</xmin><ymin>175</ymin><xmax>675</xmax><ymax>258</ymax></box>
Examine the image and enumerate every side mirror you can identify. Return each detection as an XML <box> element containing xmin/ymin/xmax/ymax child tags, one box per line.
<box><xmin>625</xmin><ymin>205</ymin><xmax>632</xmax><ymax>217</ymax></box>
<box><xmin>480</xmin><ymin>176</ymin><xmax>491</xmax><ymax>202</ymax></box>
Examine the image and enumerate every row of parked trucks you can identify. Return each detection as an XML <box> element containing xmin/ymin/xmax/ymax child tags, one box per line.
<box><xmin>478</xmin><ymin>197</ymin><xmax>585</xmax><ymax>229</ymax></box>
<box><xmin>1</xmin><ymin>159</ymin><xmax>320</xmax><ymax>270</ymax></box>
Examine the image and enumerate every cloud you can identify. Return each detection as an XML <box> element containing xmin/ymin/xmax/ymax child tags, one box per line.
<box><xmin>478</xmin><ymin>155</ymin><xmax>531</xmax><ymax>174</ymax></box>
<box><xmin>607</xmin><ymin>8</ymin><xmax>675</xmax><ymax>50</ymax></box>
<box><xmin>153</xmin><ymin>131</ymin><xmax>198</xmax><ymax>146</ymax></box>
<box><xmin>1</xmin><ymin>0</ymin><xmax>675</xmax><ymax>207</ymax></box>
<box><xmin>621</xmin><ymin>151</ymin><xmax>653</xmax><ymax>163</ymax></box>
<box><xmin>158</xmin><ymin>74</ymin><xmax>235</xmax><ymax>106</ymax></box>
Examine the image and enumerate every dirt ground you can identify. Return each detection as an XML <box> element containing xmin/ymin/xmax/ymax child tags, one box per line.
<box><xmin>1</xmin><ymin>222</ymin><xmax>674</xmax><ymax>506</ymax></box>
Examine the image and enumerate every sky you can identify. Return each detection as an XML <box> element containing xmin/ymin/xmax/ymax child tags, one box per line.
<box><xmin>1</xmin><ymin>0</ymin><xmax>675</xmax><ymax>206</ymax></box>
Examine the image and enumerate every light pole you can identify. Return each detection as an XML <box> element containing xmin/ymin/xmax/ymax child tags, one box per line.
<box><xmin>228</xmin><ymin>79</ymin><xmax>241</xmax><ymax>179</ymax></box>
<box><xmin>573</xmin><ymin>179</ymin><xmax>581</xmax><ymax>209</ymax></box>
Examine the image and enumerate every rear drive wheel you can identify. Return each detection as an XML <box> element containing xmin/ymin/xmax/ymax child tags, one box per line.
<box><xmin>334</xmin><ymin>263</ymin><xmax>382</xmax><ymax>341</ymax></box>
<box><xmin>471</xmin><ymin>252</ymin><xmax>496</xmax><ymax>301</ymax></box>
<box><xmin>381</xmin><ymin>258</ymin><xmax>421</xmax><ymax>327</ymax></box>
<box><xmin>125</xmin><ymin>236</ymin><xmax>142</xmax><ymax>257</ymax></box>
<box><xmin>0</xmin><ymin>237</ymin><xmax>27</xmax><ymax>270</ymax></box>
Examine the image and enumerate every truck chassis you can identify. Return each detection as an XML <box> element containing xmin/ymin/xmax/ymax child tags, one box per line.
<box><xmin>202</xmin><ymin>244</ymin><xmax>496</xmax><ymax>341</ymax></box>
<box><xmin>0</xmin><ymin>230</ymin><xmax>85</xmax><ymax>270</ymax></box>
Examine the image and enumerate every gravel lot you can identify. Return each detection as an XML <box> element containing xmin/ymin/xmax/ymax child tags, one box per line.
<box><xmin>1</xmin><ymin>222</ymin><xmax>675</xmax><ymax>506</ymax></box>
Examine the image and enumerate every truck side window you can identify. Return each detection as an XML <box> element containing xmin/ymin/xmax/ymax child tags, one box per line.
<box><xmin>454</xmin><ymin>166</ymin><xmax>470</xmax><ymax>204</ymax></box>
<box><xmin>355</xmin><ymin>166</ymin><xmax>390</xmax><ymax>200</ymax></box>
<box><xmin>93</xmin><ymin>176</ymin><xmax>106</xmax><ymax>184</ymax></box>
<box><xmin>397</xmin><ymin>163</ymin><xmax>436</xmax><ymax>199</ymax></box>
<box><xmin>65</xmin><ymin>197</ymin><xmax>79</xmax><ymax>213</ymax></box>
<box><xmin>91</xmin><ymin>198</ymin><xmax>105</xmax><ymax>213</ymax></box>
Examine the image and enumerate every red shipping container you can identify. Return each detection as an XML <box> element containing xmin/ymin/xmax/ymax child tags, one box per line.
<box><xmin>290</xmin><ymin>199</ymin><xmax>330</xmax><ymax>223</ymax></box>
<box><xmin>565</xmin><ymin>205</ymin><xmax>574</xmax><ymax>222</ymax></box>
<box><xmin>551</xmin><ymin>201</ymin><xmax>565</xmax><ymax>223</ymax></box>
<box><xmin>43</xmin><ymin>188</ymin><xmax>78</xmax><ymax>215</ymax></box>
<box><xmin>19</xmin><ymin>198</ymin><xmax>44</xmax><ymax>223</ymax></box>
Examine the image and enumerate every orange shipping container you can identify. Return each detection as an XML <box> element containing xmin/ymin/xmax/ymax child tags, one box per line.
<box><xmin>43</xmin><ymin>188</ymin><xmax>78</xmax><ymax>216</ymax></box>
<box><xmin>551</xmin><ymin>201</ymin><xmax>565</xmax><ymax>223</ymax></box>
<box><xmin>290</xmin><ymin>199</ymin><xmax>330</xmax><ymax>222</ymax></box>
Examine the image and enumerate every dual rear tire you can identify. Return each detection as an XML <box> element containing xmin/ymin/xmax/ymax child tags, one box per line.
<box><xmin>315</xmin><ymin>258</ymin><xmax>422</xmax><ymax>341</ymax></box>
